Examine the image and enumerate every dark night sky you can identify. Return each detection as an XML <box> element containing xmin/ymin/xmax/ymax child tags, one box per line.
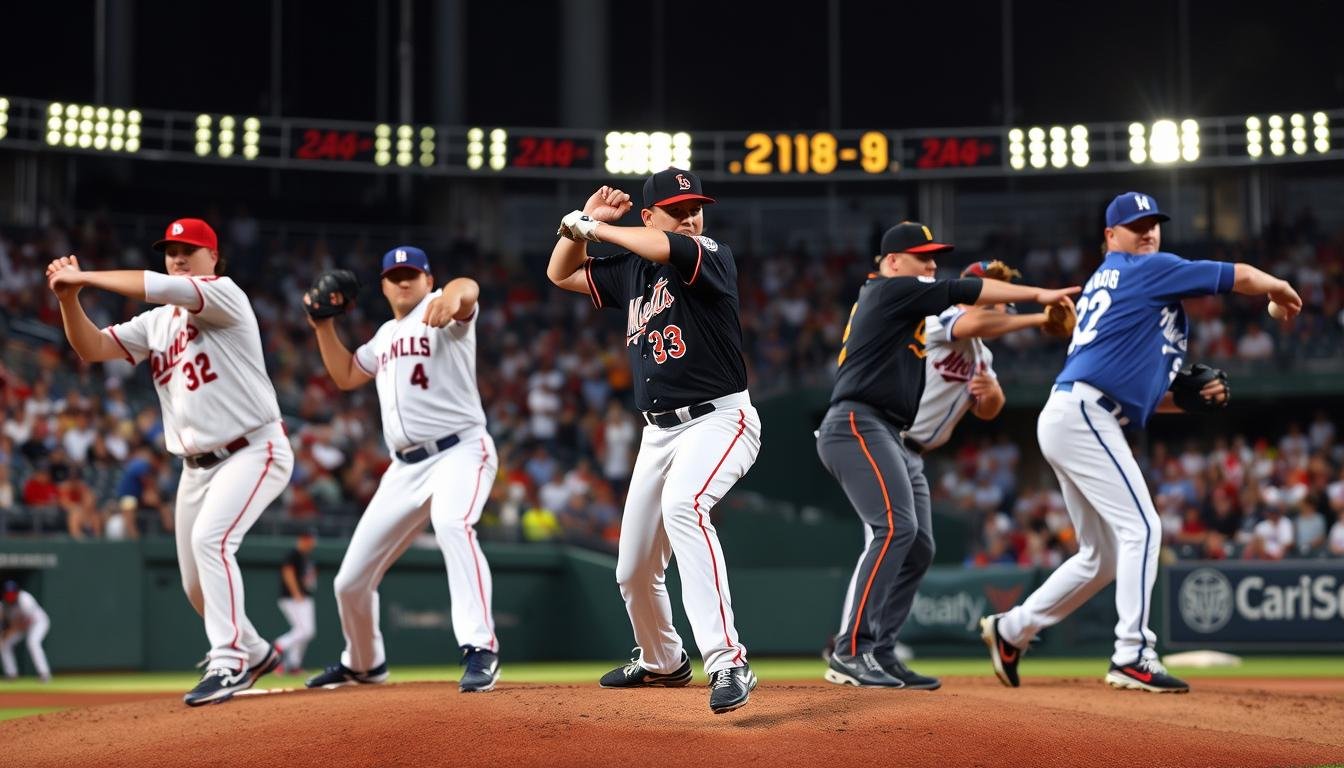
<box><xmin>3</xmin><ymin>1</ymin><xmax>1343</xmax><ymax>131</ymax></box>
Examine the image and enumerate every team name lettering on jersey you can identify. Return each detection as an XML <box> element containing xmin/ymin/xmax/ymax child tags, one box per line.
<box><xmin>1085</xmin><ymin>269</ymin><xmax>1121</xmax><ymax>293</ymax></box>
<box><xmin>378</xmin><ymin>336</ymin><xmax>431</xmax><ymax>370</ymax></box>
<box><xmin>149</xmin><ymin>323</ymin><xmax>201</xmax><ymax>378</ymax></box>
<box><xmin>933</xmin><ymin>348</ymin><xmax>975</xmax><ymax>382</ymax></box>
<box><xmin>626</xmin><ymin>277</ymin><xmax>676</xmax><ymax>346</ymax></box>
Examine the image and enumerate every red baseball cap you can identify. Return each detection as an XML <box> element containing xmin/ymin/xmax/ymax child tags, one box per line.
<box><xmin>153</xmin><ymin>218</ymin><xmax>219</xmax><ymax>252</ymax></box>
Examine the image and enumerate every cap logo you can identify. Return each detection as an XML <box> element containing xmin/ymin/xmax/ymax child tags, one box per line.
<box><xmin>395</xmin><ymin>249</ymin><xmax>408</xmax><ymax>262</ymax></box>
<box><xmin>921</xmin><ymin>225</ymin><xmax>932</xmax><ymax>241</ymax></box>
<box><xmin>1134</xmin><ymin>194</ymin><xmax>1151</xmax><ymax>211</ymax></box>
<box><xmin>676</xmin><ymin>173</ymin><xmax>691</xmax><ymax>191</ymax></box>
<box><xmin>171</xmin><ymin>223</ymin><xmax>184</xmax><ymax>235</ymax></box>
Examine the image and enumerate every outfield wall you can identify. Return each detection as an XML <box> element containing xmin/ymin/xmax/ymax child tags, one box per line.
<box><xmin>0</xmin><ymin>539</ymin><xmax>1337</xmax><ymax>671</ymax></box>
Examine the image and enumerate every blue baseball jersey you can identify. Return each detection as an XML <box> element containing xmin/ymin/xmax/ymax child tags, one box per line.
<box><xmin>1055</xmin><ymin>251</ymin><xmax>1234</xmax><ymax>426</ymax></box>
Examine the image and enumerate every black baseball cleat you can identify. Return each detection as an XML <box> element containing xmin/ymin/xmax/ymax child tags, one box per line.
<box><xmin>879</xmin><ymin>657</ymin><xmax>941</xmax><ymax>691</ymax></box>
<box><xmin>709</xmin><ymin>664</ymin><xmax>758</xmax><ymax>714</ymax></box>
<box><xmin>305</xmin><ymin>661</ymin><xmax>390</xmax><ymax>689</ymax></box>
<box><xmin>599</xmin><ymin>648</ymin><xmax>693</xmax><ymax>688</ymax></box>
<box><xmin>825</xmin><ymin>652</ymin><xmax>906</xmax><ymax>688</ymax></box>
<box><xmin>459</xmin><ymin>646</ymin><xmax>500</xmax><ymax>693</ymax></box>
<box><xmin>1105</xmin><ymin>658</ymin><xmax>1190</xmax><ymax>693</ymax></box>
<box><xmin>184</xmin><ymin>667</ymin><xmax>254</xmax><ymax>706</ymax></box>
<box><xmin>980</xmin><ymin>614</ymin><xmax>1023</xmax><ymax>688</ymax></box>
<box><xmin>183</xmin><ymin>647</ymin><xmax>280</xmax><ymax>707</ymax></box>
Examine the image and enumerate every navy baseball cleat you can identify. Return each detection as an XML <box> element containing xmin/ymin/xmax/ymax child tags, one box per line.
<box><xmin>1105</xmin><ymin>658</ymin><xmax>1190</xmax><ymax>693</ymax></box>
<box><xmin>459</xmin><ymin>646</ymin><xmax>500</xmax><ymax>693</ymax></box>
<box><xmin>825</xmin><ymin>652</ymin><xmax>906</xmax><ymax>688</ymax></box>
<box><xmin>305</xmin><ymin>661</ymin><xmax>390</xmax><ymax>689</ymax></box>
<box><xmin>599</xmin><ymin>648</ymin><xmax>693</xmax><ymax>688</ymax></box>
<box><xmin>980</xmin><ymin>614</ymin><xmax>1023</xmax><ymax>688</ymax></box>
<box><xmin>879</xmin><ymin>656</ymin><xmax>941</xmax><ymax>690</ymax></box>
<box><xmin>708</xmin><ymin>664</ymin><xmax>757</xmax><ymax>714</ymax></box>
<box><xmin>184</xmin><ymin>648</ymin><xmax>279</xmax><ymax>707</ymax></box>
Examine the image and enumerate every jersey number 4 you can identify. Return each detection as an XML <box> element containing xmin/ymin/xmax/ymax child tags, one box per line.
<box><xmin>182</xmin><ymin>353</ymin><xmax>219</xmax><ymax>391</ymax></box>
<box><xmin>410</xmin><ymin>363</ymin><xmax>429</xmax><ymax>389</ymax></box>
<box><xmin>648</xmin><ymin>325</ymin><xmax>686</xmax><ymax>365</ymax></box>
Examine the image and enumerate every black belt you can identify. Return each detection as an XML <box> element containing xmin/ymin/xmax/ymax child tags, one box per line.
<box><xmin>184</xmin><ymin>436</ymin><xmax>249</xmax><ymax>469</ymax></box>
<box><xmin>396</xmin><ymin>433</ymin><xmax>460</xmax><ymax>463</ymax></box>
<box><xmin>642</xmin><ymin>402</ymin><xmax>716</xmax><ymax>429</ymax></box>
<box><xmin>1055</xmin><ymin>382</ymin><xmax>1130</xmax><ymax>426</ymax></box>
<box><xmin>902</xmin><ymin>435</ymin><xmax>928</xmax><ymax>454</ymax></box>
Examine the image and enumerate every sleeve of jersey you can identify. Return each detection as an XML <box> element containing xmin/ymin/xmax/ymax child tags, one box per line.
<box><xmin>666</xmin><ymin>233</ymin><xmax>734</xmax><ymax>293</ymax></box>
<box><xmin>1146</xmin><ymin>254</ymin><xmax>1236</xmax><ymax>302</ymax></box>
<box><xmin>444</xmin><ymin>299</ymin><xmax>479</xmax><ymax>339</ymax></box>
<box><xmin>144</xmin><ymin>273</ymin><xmax>248</xmax><ymax>326</ymax></box>
<box><xmin>352</xmin><ymin>339</ymin><xmax>379</xmax><ymax>377</ymax></box>
<box><xmin>102</xmin><ymin>313</ymin><xmax>150</xmax><ymax>365</ymax></box>
<box><xmin>880</xmin><ymin>277</ymin><xmax>982</xmax><ymax>321</ymax></box>
<box><xmin>584</xmin><ymin>255</ymin><xmax>628</xmax><ymax>310</ymax></box>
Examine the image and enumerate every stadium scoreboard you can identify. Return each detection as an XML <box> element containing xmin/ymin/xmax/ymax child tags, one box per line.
<box><xmin>0</xmin><ymin>95</ymin><xmax>1338</xmax><ymax>181</ymax></box>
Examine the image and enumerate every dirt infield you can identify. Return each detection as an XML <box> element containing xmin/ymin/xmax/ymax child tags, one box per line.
<box><xmin>4</xmin><ymin>676</ymin><xmax>1343</xmax><ymax>768</ymax></box>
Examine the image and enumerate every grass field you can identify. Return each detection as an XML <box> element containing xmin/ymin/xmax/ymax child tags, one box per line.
<box><xmin>2</xmin><ymin>655</ymin><xmax>1341</xmax><ymax>722</ymax></box>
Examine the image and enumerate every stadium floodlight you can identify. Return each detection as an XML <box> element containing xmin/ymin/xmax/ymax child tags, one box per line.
<box><xmin>1027</xmin><ymin>126</ymin><xmax>1046</xmax><ymax>168</ymax></box>
<box><xmin>419</xmin><ymin>126</ymin><xmax>435</xmax><ymax>167</ymax></box>
<box><xmin>488</xmin><ymin>128</ymin><xmax>507</xmax><ymax>171</ymax></box>
<box><xmin>1313</xmin><ymin>112</ymin><xmax>1330</xmax><ymax>152</ymax></box>
<box><xmin>240</xmin><ymin>117</ymin><xmax>259</xmax><ymax>160</ymax></box>
<box><xmin>1048</xmin><ymin>125</ymin><xmax>1068</xmax><ymax>168</ymax></box>
<box><xmin>672</xmin><ymin>131</ymin><xmax>693</xmax><ymax>168</ymax></box>
<box><xmin>1008</xmin><ymin>127</ymin><xmax>1025</xmax><ymax>171</ymax></box>
<box><xmin>375</xmin><ymin>124</ymin><xmax>392</xmax><ymax>166</ymax></box>
<box><xmin>1180</xmin><ymin>119</ymin><xmax>1199</xmax><ymax>162</ymax></box>
<box><xmin>1149</xmin><ymin>119</ymin><xmax>1179</xmax><ymax>164</ymax></box>
<box><xmin>1069</xmin><ymin>125</ymin><xmax>1089</xmax><ymax>167</ymax></box>
<box><xmin>466</xmin><ymin>126</ymin><xmax>485</xmax><ymax>170</ymax></box>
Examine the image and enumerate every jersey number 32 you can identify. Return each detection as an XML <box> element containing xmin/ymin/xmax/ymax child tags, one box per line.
<box><xmin>1067</xmin><ymin>289</ymin><xmax>1111</xmax><ymax>355</ymax></box>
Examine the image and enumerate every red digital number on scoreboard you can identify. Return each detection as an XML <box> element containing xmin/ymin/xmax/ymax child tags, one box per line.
<box><xmin>294</xmin><ymin>129</ymin><xmax>374</xmax><ymax>162</ymax></box>
<box><xmin>511</xmin><ymin>137</ymin><xmax>594</xmax><ymax>168</ymax></box>
<box><xmin>912</xmin><ymin>137</ymin><xmax>999</xmax><ymax>169</ymax></box>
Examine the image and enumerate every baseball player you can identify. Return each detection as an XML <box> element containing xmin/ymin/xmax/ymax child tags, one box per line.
<box><xmin>46</xmin><ymin>218</ymin><xmax>292</xmax><ymax>706</ymax></box>
<box><xmin>830</xmin><ymin>258</ymin><xmax>1075</xmax><ymax>689</ymax></box>
<box><xmin>1</xmin><ymin>581</ymin><xmax>51</xmax><ymax>682</ymax></box>
<box><xmin>818</xmin><ymin>222</ymin><xmax>1079</xmax><ymax>689</ymax></box>
<box><xmin>303</xmin><ymin>246</ymin><xmax>501</xmax><ymax>694</ymax></box>
<box><xmin>275</xmin><ymin>528</ymin><xmax>318</xmax><ymax>675</ymax></box>
<box><xmin>981</xmin><ymin>191</ymin><xmax>1303</xmax><ymax>693</ymax></box>
<box><xmin>547</xmin><ymin>168</ymin><xmax>761</xmax><ymax>714</ymax></box>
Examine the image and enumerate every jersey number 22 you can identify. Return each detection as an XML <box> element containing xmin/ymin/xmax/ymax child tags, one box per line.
<box><xmin>1067</xmin><ymin>289</ymin><xmax>1111</xmax><ymax>355</ymax></box>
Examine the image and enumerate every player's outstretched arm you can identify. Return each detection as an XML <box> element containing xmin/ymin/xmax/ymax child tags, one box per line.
<box><xmin>424</xmin><ymin>277</ymin><xmax>479</xmax><ymax>327</ymax></box>
<box><xmin>308</xmin><ymin>318</ymin><xmax>373</xmax><ymax>391</ymax></box>
<box><xmin>548</xmin><ymin>186</ymin><xmax>633</xmax><ymax>293</ymax></box>
<box><xmin>951</xmin><ymin>305</ymin><xmax>1051</xmax><ymax>340</ymax></box>
<box><xmin>973</xmin><ymin>279</ymin><xmax>1080</xmax><ymax>308</ymax></box>
<box><xmin>45</xmin><ymin>256</ymin><xmax>129</xmax><ymax>363</ymax></box>
<box><xmin>1232</xmin><ymin>264</ymin><xmax>1302</xmax><ymax>320</ymax></box>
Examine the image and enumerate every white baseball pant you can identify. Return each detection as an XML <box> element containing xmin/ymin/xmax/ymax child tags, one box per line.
<box><xmin>999</xmin><ymin>384</ymin><xmax>1161</xmax><ymax>666</ymax></box>
<box><xmin>276</xmin><ymin>596</ymin><xmax>316</xmax><ymax>669</ymax></box>
<box><xmin>1</xmin><ymin>615</ymin><xmax>51</xmax><ymax>680</ymax></box>
<box><xmin>618</xmin><ymin>391</ymin><xmax>761</xmax><ymax>676</ymax></box>
<box><xmin>333</xmin><ymin>430</ymin><xmax>499</xmax><ymax>673</ymax></box>
<box><xmin>175</xmin><ymin>422</ymin><xmax>294</xmax><ymax>674</ymax></box>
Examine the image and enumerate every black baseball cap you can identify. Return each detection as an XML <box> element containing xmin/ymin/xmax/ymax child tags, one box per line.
<box><xmin>642</xmin><ymin>167</ymin><xmax>716</xmax><ymax>209</ymax></box>
<box><xmin>874</xmin><ymin>221</ymin><xmax>954</xmax><ymax>264</ymax></box>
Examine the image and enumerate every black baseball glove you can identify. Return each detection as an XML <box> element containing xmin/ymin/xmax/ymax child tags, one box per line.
<box><xmin>1170</xmin><ymin>363</ymin><xmax>1230</xmax><ymax>413</ymax></box>
<box><xmin>303</xmin><ymin>270</ymin><xmax>359</xmax><ymax>319</ymax></box>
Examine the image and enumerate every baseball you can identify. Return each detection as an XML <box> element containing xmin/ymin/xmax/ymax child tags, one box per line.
<box><xmin>1267</xmin><ymin>300</ymin><xmax>1285</xmax><ymax>320</ymax></box>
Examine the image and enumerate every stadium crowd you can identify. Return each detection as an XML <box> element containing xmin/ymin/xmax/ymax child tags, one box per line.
<box><xmin>1</xmin><ymin>207</ymin><xmax>1343</xmax><ymax>563</ymax></box>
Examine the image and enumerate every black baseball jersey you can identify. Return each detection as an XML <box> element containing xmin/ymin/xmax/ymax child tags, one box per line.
<box><xmin>585</xmin><ymin>232</ymin><xmax>748</xmax><ymax>412</ymax></box>
<box><xmin>279</xmin><ymin>548</ymin><xmax>315</xmax><ymax>598</ymax></box>
<box><xmin>829</xmin><ymin>275</ymin><xmax>983</xmax><ymax>427</ymax></box>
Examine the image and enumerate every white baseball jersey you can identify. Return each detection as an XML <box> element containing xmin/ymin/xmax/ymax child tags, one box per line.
<box><xmin>4</xmin><ymin>590</ymin><xmax>48</xmax><ymax>627</ymax></box>
<box><xmin>103</xmin><ymin>275</ymin><xmax>281</xmax><ymax>456</ymax></box>
<box><xmin>353</xmin><ymin>290</ymin><xmax>487</xmax><ymax>454</ymax></box>
<box><xmin>905</xmin><ymin>306</ymin><xmax>996</xmax><ymax>451</ymax></box>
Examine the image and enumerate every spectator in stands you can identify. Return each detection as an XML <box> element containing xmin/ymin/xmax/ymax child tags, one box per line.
<box><xmin>54</xmin><ymin>462</ymin><xmax>100</xmax><ymax>539</ymax></box>
<box><xmin>21</xmin><ymin>463</ymin><xmax>59</xmax><ymax>508</ymax></box>
<box><xmin>1244</xmin><ymin>489</ymin><xmax>1294</xmax><ymax>560</ymax></box>
<box><xmin>1294</xmin><ymin>501</ymin><xmax>1327</xmax><ymax>557</ymax></box>
<box><xmin>1328</xmin><ymin>504</ymin><xmax>1344</xmax><ymax>557</ymax></box>
<box><xmin>1235</xmin><ymin>323</ymin><xmax>1275</xmax><ymax>360</ymax></box>
<box><xmin>0</xmin><ymin>464</ymin><xmax>14</xmax><ymax>512</ymax></box>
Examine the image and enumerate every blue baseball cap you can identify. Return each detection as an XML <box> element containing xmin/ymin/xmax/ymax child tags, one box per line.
<box><xmin>381</xmin><ymin>246</ymin><xmax>431</xmax><ymax>275</ymax></box>
<box><xmin>1105</xmin><ymin>191</ymin><xmax>1171</xmax><ymax>228</ymax></box>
